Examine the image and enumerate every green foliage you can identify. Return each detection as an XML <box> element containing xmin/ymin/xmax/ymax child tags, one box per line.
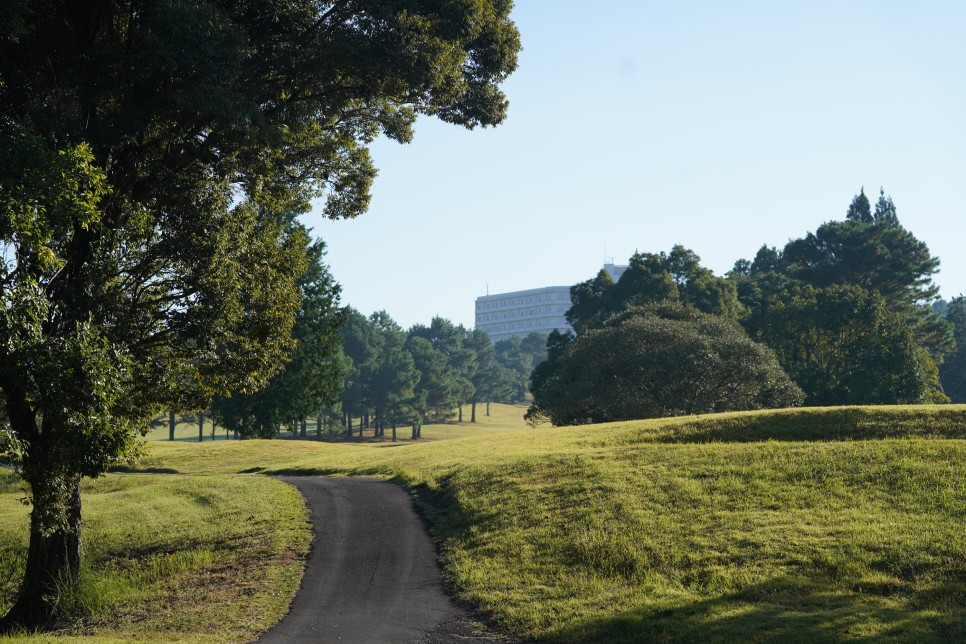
<box><xmin>0</xmin><ymin>0</ymin><xmax>519</xmax><ymax>621</ymax></box>
<box><xmin>406</xmin><ymin>336</ymin><xmax>456</xmax><ymax>424</ymax></box>
<box><xmin>939</xmin><ymin>296</ymin><xmax>966</xmax><ymax>402</ymax></box>
<box><xmin>340</xmin><ymin>309</ymin><xmax>420</xmax><ymax>434</ymax></box>
<box><xmin>368</xmin><ymin>313</ymin><xmax>418</xmax><ymax>432</ymax></box>
<box><xmin>494</xmin><ymin>332</ymin><xmax>547</xmax><ymax>402</ymax></box>
<box><xmin>467</xmin><ymin>329</ymin><xmax>512</xmax><ymax>411</ymax></box>
<box><xmin>528</xmin><ymin>305</ymin><xmax>802</xmax><ymax>426</ymax></box>
<box><xmin>731</xmin><ymin>189</ymin><xmax>953</xmax><ymax>408</ymax></box>
<box><xmin>565</xmin><ymin>246</ymin><xmax>740</xmax><ymax>334</ymax></box>
<box><xmin>781</xmin><ymin>190</ymin><xmax>951</xmax><ymax>356</ymax></box>
<box><xmin>410</xmin><ymin>317</ymin><xmax>478</xmax><ymax>413</ymax></box>
<box><xmin>211</xmin><ymin>238</ymin><xmax>347</xmax><ymax>438</ymax></box>
<box><xmin>747</xmin><ymin>284</ymin><xmax>942</xmax><ymax>405</ymax></box>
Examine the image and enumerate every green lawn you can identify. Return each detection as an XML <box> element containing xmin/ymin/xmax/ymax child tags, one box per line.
<box><xmin>137</xmin><ymin>404</ymin><xmax>966</xmax><ymax>643</ymax></box>
<box><xmin>3</xmin><ymin>404</ymin><xmax>965</xmax><ymax>642</ymax></box>
<box><xmin>0</xmin><ymin>474</ymin><xmax>309</xmax><ymax>643</ymax></box>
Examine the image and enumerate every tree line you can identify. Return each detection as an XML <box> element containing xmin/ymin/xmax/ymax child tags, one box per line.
<box><xmin>204</xmin><ymin>267</ymin><xmax>548</xmax><ymax>440</ymax></box>
<box><xmin>529</xmin><ymin>189</ymin><xmax>966</xmax><ymax>425</ymax></box>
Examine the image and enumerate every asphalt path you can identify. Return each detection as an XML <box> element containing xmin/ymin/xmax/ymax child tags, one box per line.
<box><xmin>258</xmin><ymin>477</ymin><xmax>509</xmax><ymax>644</ymax></box>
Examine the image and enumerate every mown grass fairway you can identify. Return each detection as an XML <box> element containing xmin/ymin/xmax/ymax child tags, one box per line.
<box><xmin>133</xmin><ymin>404</ymin><xmax>966</xmax><ymax>643</ymax></box>
<box><xmin>0</xmin><ymin>474</ymin><xmax>309</xmax><ymax>643</ymax></box>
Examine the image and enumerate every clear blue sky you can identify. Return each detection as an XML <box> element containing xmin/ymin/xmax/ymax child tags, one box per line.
<box><xmin>305</xmin><ymin>1</ymin><xmax>966</xmax><ymax>330</ymax></box>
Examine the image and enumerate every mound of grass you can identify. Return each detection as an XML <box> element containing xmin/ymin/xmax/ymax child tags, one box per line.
<box><xmin>0</xmin><ymin>475</ymin><xmax>309</xmax><ymax>643</ymax></box>
<box><xmin>138</xmin><ymin>405</ymin><xmax>966</xmax><ymax>642</ymax></box>
<box><xmin>606</xmin><ymin>405</ymin><xmax>966</xmax><ymax>444</ymax></box>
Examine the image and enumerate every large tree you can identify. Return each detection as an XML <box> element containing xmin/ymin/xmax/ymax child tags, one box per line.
<box><xmin>565</xmin><ymin>246</ymin><xmax>740</xmax><ymax>334</ymax></box>
<box><xmin>528</xmin><ymin>304</ymin><xmax>803</xmax><ymax>426</ymax></box>
<box><xmin>467</xmin><ymin>328</ymin><xmax>510</xmax><ymax>421</ymax></box>
<box><xmin>210</xmin><ymin>238</ymin><xmax>347</xmax><ymax>438</ymax></box>
<box><xmin>0</xmin><ymin>0</ymin><xmax>518</xmax><ymax>625</ymax></box>
<box><xmin>410</xmin><ymin>317</ymin><xmax>477</xmax><ymax>421</ymax></box>
<box><xmin>781</xmin><ymin>189</ymin><xmax>951</xmax><ymax>356</ymax></box>
<box><xmin>747</xmin><ymin>285</ymin><xmax>942</xmax><ymax>406</ymax></box>
<box><xmin>939</xmin><ymin>296</ymin><xmax>966</xmax><ymax>402</ymax></box>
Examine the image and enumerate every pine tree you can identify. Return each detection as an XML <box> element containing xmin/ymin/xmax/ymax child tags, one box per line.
<box><xmin>845</xmin><ymin>187</ymin><xmax>873</xmax><ymax>222</ymax></box>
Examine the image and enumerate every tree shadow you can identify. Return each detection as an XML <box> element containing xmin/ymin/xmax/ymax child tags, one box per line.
<box><xmin>537</xmin><ymin>575</ymin><xmax>966</xmax><ymax>643</ymax></box>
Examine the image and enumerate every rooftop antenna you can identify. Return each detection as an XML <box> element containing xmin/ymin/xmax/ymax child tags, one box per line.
<box><xmin>486</xmin><ymin>283</ymin><xmax>489</xmax><ymax>296</ymax></box>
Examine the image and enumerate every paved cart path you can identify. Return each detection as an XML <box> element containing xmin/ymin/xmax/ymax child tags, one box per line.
<box><xmin>258</xmin><ymin>477</ymin><xmax>508</xmax><ymax>644</ymax></box>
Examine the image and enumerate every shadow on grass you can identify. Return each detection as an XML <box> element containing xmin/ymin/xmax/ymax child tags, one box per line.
<box><xmin>263</xmin><ymin>466</ymin><xmax>355</xmax><ymax>477</ymax></box>
<box><xmin>633</xmin><ymin>406</ymin><xmax>966</xmax><ymax>445</ymax></box>
<box><xmin>109</xmin><ymin>466</ymin><xmax>179</xmax><ymax>474</ymax></box>
<box><xmin>534</xmin><ymin>576</ymin><xmax>966</xmax><ymax>644</ymax></box>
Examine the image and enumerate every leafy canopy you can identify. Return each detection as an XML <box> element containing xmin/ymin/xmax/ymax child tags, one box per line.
<box><xmin>0</xmin><ymin>0</ymin><xmax>519</xmax><ymax>621</ymax></box>
<box><xmin>528</xmin><ymin>304</ymin><xmax>803</xmax><ymax>426</ymax></box>
<box><xmin>566</xmin><ymin>245</ymin><xmax>740</xmax><ymax>334</ymax></box>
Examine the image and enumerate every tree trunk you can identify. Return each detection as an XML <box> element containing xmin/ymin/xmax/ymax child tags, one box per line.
<box><xmin>300</xmin><ymin>418</ymin><xmax>307</xmax><ymax>438</ymax></box>
<box><xmin>2</xmin><ymin>476</ymin><xmax>82</xmax><ymax>628</ymax></box>
<box><xmin>458</xmin><ymin>405</ymin><xmax>463</xmax><ymax>422</ymax></box>
<box><xmin>486</xmin><ymin>401</ymin><xmax>491</xmax><ymax>416</ymax></box>
<box><xmin>168</xmin><ymin>410</ymin><xmax>176</xmax><ymax>441</ymax></box>
<box><xmin>471</xmin><ymin>402</ymin><xmax>477</xmax><ymax>423</ymax></box>
<box><xmin>347</xmin><ymin>414</ymin><xmax>354</xmax><ymax>437</ymax></box>
<box><xmin>197</xmin><ymin>412</ymin><xmax>204</xmax><ymax>442</ymax></box>
<box><xmin>316</xmin><ymin>413</ymin><xmax>322</xmax><ymax>440</ymax></box>
<box><xmin>391</xmin><ymin>421</ymin><xmax>397</xmax><ymax>442</ymax></box>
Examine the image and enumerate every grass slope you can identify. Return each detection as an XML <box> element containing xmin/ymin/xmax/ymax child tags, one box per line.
<box><xmin>136</xmin><ymin>404</ymin><xmax>966</xmax><ymax>643</ymax></box>
<box><xmin>0</xmin><ymin>474</ymin><xmax>309</xmax><ymax>643</ymax></box>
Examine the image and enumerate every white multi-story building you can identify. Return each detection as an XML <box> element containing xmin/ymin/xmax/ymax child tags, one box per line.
<box><xmin>474</xmin><ymin>286</ymin><xmax>572</xmax><ymax>344</ymax></box>
<box><xmin>474</xmin><ymin>264</ymin><xmax>628</xmax><ymax>344</ymax></box>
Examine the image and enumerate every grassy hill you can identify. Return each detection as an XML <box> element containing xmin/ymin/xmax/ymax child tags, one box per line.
<box><xmin>1</xmin><ymin>404</ymin><xmax>963</xmax><ymax>642</ymax></box>
<box><xmin>138</xmin><ymin>404</ymin><xmax>966</xmax><ymax>643</ymax></box>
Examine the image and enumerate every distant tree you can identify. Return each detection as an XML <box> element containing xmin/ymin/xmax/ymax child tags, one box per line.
<box><xmin>411</xmin><ymin>318</ymin><xmax>476</xmax><ymax>421</ymax></box>
<box><xmin>845</xmin><ymin>187</ymin><xmax>873</xmax><ymax>223</ymax></box>
<box><xmin>494</xmin><ymin>336</ymin><xmax>532</xmax><ymax>403</ymax></box>
<box><xmin>527</xmin><ymin>305</ymin><xmax>802</xmax><ymax>426</ymax></box>
<box><xmin>608</xmin><ymin>252</ymin><xmax>679</xmax><ymax>314</ymax></box>
<box><xmin>939</xmin><ymin>296</ymin><xmax>966</xmax><ymax>402</ymax></box>
<box><xmin>493</xmin><ymin>331</ymin><xmax>551</xmax><ymax>404</ymax></box>
<box><xmin>748</xmin><ymin>285</ymin><xmax>943</xmax><ymax>405</ymax></box>
<box><xmin>340</xmin><ymin>309</ymin><xmax>381</xmax><ymax>435</ymax></box>
<box><xmin>467</xmin><ymin>329</ymin><xmax>511</xmax><ymax>420</ymax></box>
<box><xmin>565</xmin><ymin>246</ymin><xmax>738</xmax><ymax>335</ymax></box>
<box><xmin>520</xmin><ymin>332</ymin><xmax>549</xmax><ymax>366</ymax></box>
<box><xmin>405</xmin><ymin>336</ymin><xmax>455</xmax><ymax>437</ymax></box>
<box><xmin>211</xmin><ymin>239</ymin><xmax>346</xmax><ymax>438</ymax></box>
<box><xmin>566</xmin><ymin>269</ymin><xmax>616</xmax><ymax>334</ymax></box>
<box><xmin>873</xmin><ymin>188</ymin><xmax>899</xmax><ymax>225</ymax></box>
<box><xmin>782</xmin><ymin>190</ymin><xmax>952</xmax><ymax>357</ymax></box>
<box><xmin>367</xmin><ymin>313</ymin><xmax>417</xmax><ymax>441</ymax></box>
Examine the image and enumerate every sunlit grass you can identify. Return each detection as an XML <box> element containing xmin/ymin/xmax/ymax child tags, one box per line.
<box><xmin>0</xmin><ymin>475</ymin><xmax>309</xmax><ymax>643</ymax></box>
<box><xmin>139</xmin><ymin>404</ymin><xmax>966</xmax><ymax>642</ymax></box>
